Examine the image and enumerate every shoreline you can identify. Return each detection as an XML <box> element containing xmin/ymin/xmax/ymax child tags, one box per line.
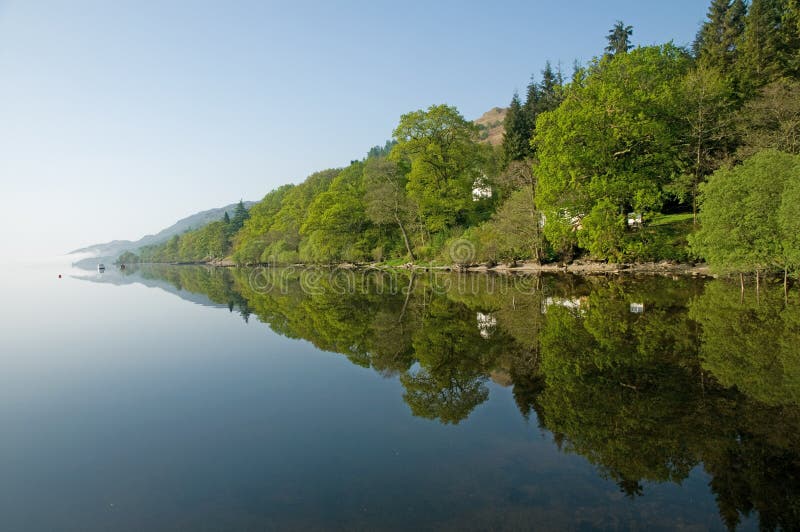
<box><xmin>189</xmin><ymin>258</ymin><xmax>714</xmax><ymax>277</ymax></box>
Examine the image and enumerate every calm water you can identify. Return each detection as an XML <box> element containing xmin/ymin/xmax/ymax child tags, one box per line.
<box><xmin>1</xmin><ymin>262</ymin><xmax>798</xmax><ymax>531</ymax></box>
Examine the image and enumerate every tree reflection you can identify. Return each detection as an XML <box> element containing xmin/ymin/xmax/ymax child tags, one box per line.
<box><xmin>129</xmin><ymin>265</ymin><xmax>800</xmax><ymax>530</ymax></box>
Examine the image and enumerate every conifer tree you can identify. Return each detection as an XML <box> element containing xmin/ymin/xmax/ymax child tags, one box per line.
<box><xmin>694</xmin><ymin>0</ymin><xmax>746</xmax><ymax>72</ymax></box>
<box><xmin>740</xmin><ymin>0</ymin><xmax>786</xmax><ymax>86</ymax></box>
<box><xmin>230</xmin><ymin>200</ymin><xmax>250</xmax><ymax>233</ymax></box>
<box><xmin>538</xmin><ymin>61</ymin><xmax>563</xmax><ymax>113</ymax></box>
<box><xmin>605</xmin><ymin>21</ymin><xmax>634</xmax><ymax>56</ymax></box>
<box><xmin>502</xmin><ymin>92</ymin><xmax>531</xmax><ymax>163</ymax></box>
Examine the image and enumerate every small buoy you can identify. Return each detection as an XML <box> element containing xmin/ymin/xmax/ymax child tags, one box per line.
<box><xmin>58</xmin><ymin>274</ymin><xmax>62</xmax><ymax>279</ymax></box>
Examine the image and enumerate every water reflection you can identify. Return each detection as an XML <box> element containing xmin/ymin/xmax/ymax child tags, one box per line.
<box><xmin>80</xmin><ymin>265</ymin><xmax>800</xmax><ymax>530</ymax></box>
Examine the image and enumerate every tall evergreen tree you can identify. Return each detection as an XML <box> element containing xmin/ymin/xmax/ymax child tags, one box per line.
<box><xmin>694</xmin><ymin>0</ymin><xmax>746</xmax><ymax>72</ymax></box>
<box><xmin>781</xmin><ymin>0</ymin><xmax>800</xmax><ymax>77</ymax></box>
<box><xmin>230</xmin><ymin>200</ymin><xmax>250</xmax><ymax>233</ymax></box>
<box><xmin>538</xmin><ymin>61</ymin><xmax>563</xmax><ymax>113</ymax></box>
<box><xmin>740</xmin><ymin>0</ymin><xmax>786</xmax><ymax>86</ymax></box>
<box><xmin>523</xmin><ymin>74</ymin><xmax>541</xmax><ymax>128</ymax></box>
<box><xmin>502</xmin><ymin>92</ymin><xmax>531</xmax><ymax>163</ymax></box>
<box><xmin>605</xmin><ymin>21</ymin><xmax>634</xmax><ymax>56</ymax></box>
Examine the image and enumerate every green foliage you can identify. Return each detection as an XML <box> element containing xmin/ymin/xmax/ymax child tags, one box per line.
<box><xmin>737</xmin><ymin>79</ymin><xmax>800</xmax><ymax>159</ymax></box>
<box><xmin>690</xmin><ymin>150</ymin><xmax>800</xmax><ymax>273</ymax></box>
<box><xmin>690</xmin><ymin>280</ymin><xmax>800</xmax><ymax>406</ymax></box>
<box><xmin>114</xmin><ymin>250</ymin><xmax>140</xmax><ymax>265</ymax></box>
<box><xmin>502</xmin><ymin>92</ymin><xmax>530</xmax><ymax>163</ymax></box>
<box><xmin>300</xmin><ymin>163</ymin><xmax>374</xmax><ymax>263</ymax></box>
<box><xmin>535</xmin><ymin>44</ymin><xmax>691</xmax><ymax>260</ymax></box>
<box><xmin>605</xmin><ymin>21</ymin><xmax>633</xmax><ymax>56</ymax></box>
<box><xmin>391</xmin><ymin>105</ymin><xmax>484</xmax><ymax>232</ymax></box>
<box><xmin>739</xmin><ymin>0</ymin><xmax>791</xmax><ymax>87</ymax></box>
<box><xmin>578</xmin><ymin>199</ymin><xmax>626</xmax><ymax>261</ymax></box>
<box><xmin>693</xmin><ymin>0</ymin><xmax>746</xmax><ymax>73</ymax></box>
<box><xmin>472</xmin><ymin>188</ymin><xmax>543</xmax><ymax>264</ymax></box>
<box><xmin>131</xmin><ymin>0</ymin><xmax>800</xmax><ymax>268</ymax></box>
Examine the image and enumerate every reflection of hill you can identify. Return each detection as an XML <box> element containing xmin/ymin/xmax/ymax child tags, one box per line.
<box><xmin>76</xmin><ymin>266</ymin><xmax>800</xmax><ymax>529</ymax></box>
<box><xmin>71</xmin><ymin>265</ymin><xmax>232</xmax><ymax>311</ymax></box>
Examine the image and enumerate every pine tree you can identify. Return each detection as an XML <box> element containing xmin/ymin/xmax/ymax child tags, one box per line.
<box><xmin>223</xmin><ymin>211</ymin><xmax>231</xmax><ymax>224</ymax></box>
<box><xmin>740</xmin><ymin>0</ymin><xmax>786</xmax><ymax>86</ymax></box>
<box><xmin>605</xmin><ymin>21</ymin><xmax>634</xmax><ymax>56</ymax></box>
<box><xmin>538</xmin><ymin>61</ymin><xmax>562</xmax><ymax>113</ymax></box>
<box><xmin>230</xmin><ymin>200</ymin><xmax>250</xmax><ymax>233</ymax></box>
<box><xmin>694</xmin><ymin>0</ymin><xmax>746</xmax><ymax>72</ymax></box>
<box><xmin>780</xmin><ymin>0</ymin><xmax>800</xmax><ymax>77</ymax></box>
<box><xmin>502</xmin><ymin>92</ymin><xmax>531</xmax><ymax>163</ymax></box>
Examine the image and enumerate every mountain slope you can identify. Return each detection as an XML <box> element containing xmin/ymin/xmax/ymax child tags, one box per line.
<box><xmin>70</xmin><ymin>201</ymin><xmax>255</xmax><ymax>258</ymax></box>
<box><xmin>475</xmin><ymin>107</ymin><xmax>507</xmax><ymax>146</ymax></box>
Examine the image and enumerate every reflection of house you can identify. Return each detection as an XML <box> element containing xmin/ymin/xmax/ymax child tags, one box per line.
<box><xmin>476</xmin><ymin>312</ymin><xmax>497</xmax><ymax>339</ymax></box>
<box><xmin>630</xmin><ymin>302</ymin><xmax>644</xmax><ymax>314</ymax></box>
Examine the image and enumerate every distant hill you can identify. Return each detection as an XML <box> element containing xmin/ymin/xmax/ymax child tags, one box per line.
<box><xmin>474</xmin><ymin>107</ymin><xmax>507</xmax><ymax>146</ymax></box>
<box><xmin>69</xmin><ymin>201</ymin><xmax>255</xmax><ymax>259</ymax></box>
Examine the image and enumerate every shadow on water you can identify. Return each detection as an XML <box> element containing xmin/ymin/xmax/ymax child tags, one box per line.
<box><xmin>78</xmin><ymin>264</ymin><xmax>800</xmax><ymax>530</ymax></box>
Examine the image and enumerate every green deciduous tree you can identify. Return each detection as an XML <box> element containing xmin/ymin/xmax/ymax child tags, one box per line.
<box><xmin>690</xmin><ymin>150</ymin><xmax>800</xmax><ymax>275</ymax></box>
<box><xmin>363</xmin><ymin>157</ymin><xmax>418</xmax><ymax>260</ymax></box>
<box><xmin>674</xmin><ymin>66</ymin><xmax>737</xmax><ymax>224</ymax></box>
<box><xmin>737</xmin><ymin>79</ymin><xmax>800</xmax><ymax>159</ymax></box>
<box><xmin>535</xmin><ymin>44</ymin><xmax>691</xmax><ymax>260</ymax></box>
<box><xmin>390</xmin><ymin>105</ymin><xmax>483</xmax><ymax>233</ymax></box>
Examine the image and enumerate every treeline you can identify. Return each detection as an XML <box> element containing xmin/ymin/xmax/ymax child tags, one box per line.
<box><xmin>138</xmin><ymin>201</ymin><xmax>250</xmax><ymax>263</ymax></box>
<box><xmin>137</xmin><ymin>0</ymin><xmax>800</xmax><ymax>275</ymax></box>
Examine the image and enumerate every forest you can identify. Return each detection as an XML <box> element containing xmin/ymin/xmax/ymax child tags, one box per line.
<box><xmin>135</xmin><ymin>0</ymin><xmax>800</xmax><ymax>279</ymax></box>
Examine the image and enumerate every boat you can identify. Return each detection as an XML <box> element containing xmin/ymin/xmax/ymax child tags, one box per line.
<box><xmin>98</xmin><ymin>263</ymin><xmax>106</xmax><ymax>272</ymax></box>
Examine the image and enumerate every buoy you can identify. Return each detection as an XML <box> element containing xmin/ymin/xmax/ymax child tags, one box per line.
<box><xmin>58</xmin><ymin>274</ymin><xmax>62</xmax><ymax>278</ymax></box>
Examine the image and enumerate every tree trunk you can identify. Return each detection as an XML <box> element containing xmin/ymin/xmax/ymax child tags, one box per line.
<box><xmin>694</xmin><ymin>126</ymin><xmax>701</xmax><ymax>227</ymax></box>
<box><xmin>395</xmin><ymin>213</ymin><xmax>415</xmax><ymax>261</ymax></box>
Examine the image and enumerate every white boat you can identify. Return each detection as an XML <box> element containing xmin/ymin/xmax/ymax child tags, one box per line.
<box><xmin>97</xmin><ymin>263</ymin><xmax>106</xmax><ymax>272</ymax></box>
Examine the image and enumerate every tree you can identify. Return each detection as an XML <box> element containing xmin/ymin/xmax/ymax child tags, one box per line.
<box><xmin>538</xmin><ymin>61</ymin><xmax>563</xmax><ymax>112</ymax></box>
<box><xmin>737</xmin><ymin>79</ymin><xmax>800</xmax><ymax>159</ymax></box>
<box><xmin>674</xmin><ymin>66</ymin><xmax>736</xmax><ymax>224</ymax></box>
<box><xmin>605</xmin><ymin>21</ymin><xmax>633</xmax><ymax>56</ymax></box>
<box><xmin>473</xmin><ymin>187</ymin><xmax>543</xmax><ymax>264</ymax></box>
<box><xmin>578</xmin><ymin>199</ymin><xmax>626</xmax><ymax>261</ymax></box>
<box><xmin>693</xmin><ymin>0</ymin><xmax>747</xmax><ymax>73</ymax></box>
<box><xmin>390</xmin><ymin>105</ymin><xmax>483</xmax><ymax>232</ymax></box>
<box><xmin>534</xmin><ymin>44</ymin><xmax>691</xmax><ymax>260</ymax></box>
<box><xmin>779</xmin><ymin>166</ymin><xmax>800</xmax><ymax>276</ymax></box>
<box><xmin>363</xmin><ymin>157</ymin><xmax>417</xmax><ymax>260</ymax></box>
<box><xmin>229</xmin><ymin>200</ymin><xmax>250</xmax><ymax>233</ymax></box>
<box><xmin>223</xmin><ymin>211</ymin><xmax>230</xmax><ymax>224</ymax></box>
<box><xmin>502</xmin><ymin>92</ymin><xmax>531</xmax><ymax>163</ymax></box>
<box><xmin>740</xmin><ymin>0</ymin><xmax>786</xmax><ymax>87</ymax></box>
<box><xmin>300</xmin><ymin>163</ymin><xmax>373</xmax><ymax>263</ymax></box>
<box><xmin>690</xmin><ymin>150</ymin><xmax>800</xmax><ymax>275</ymax></box>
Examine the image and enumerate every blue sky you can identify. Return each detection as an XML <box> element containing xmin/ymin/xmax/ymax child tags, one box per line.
<box><xmin>0</xmin><ymin>0</ymin><xmax>710</xmax><ymax>259</ymax></box>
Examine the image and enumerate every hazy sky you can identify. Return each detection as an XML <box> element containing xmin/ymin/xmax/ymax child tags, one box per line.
<box><xmin>0</xmin><ymin>0</ymin><xmax>709</xmax><ymax>260</ymax></box>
